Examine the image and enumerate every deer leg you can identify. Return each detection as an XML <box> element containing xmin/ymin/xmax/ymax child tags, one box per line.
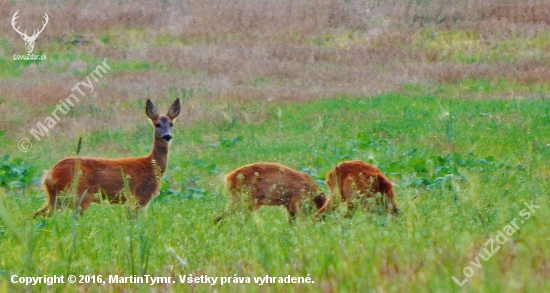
<box><xmin>76</xmin><ymin>187</ymin><xmax>93</xmax><ymax>215</ymax></box>
<box><xmin>34</xmin><ymin>175</ymin><xmax>58</xmax><ymax>218</ymax></box>
<box><xmin>314</xmin><ymin>197</ymin><xmax>333</xmax><ymax>218</ymax></box>
<box><xmin>285</xmin><ymin>198</ymin><xmax>300</xmax><ymax>223</ymax></box>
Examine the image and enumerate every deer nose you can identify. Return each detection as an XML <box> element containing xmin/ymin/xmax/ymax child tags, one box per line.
<box><xmin>162</xmin><ymin>134</ymin><xmax>172</xmax><ymax>141</ymax></box>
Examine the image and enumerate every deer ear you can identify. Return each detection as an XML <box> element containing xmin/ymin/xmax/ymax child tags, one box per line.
<box><xmin>145</xmin><ymin>99</ymin><xmax>159</xmax><ymax>120</ymax></box>
<box><xmin>167</xmin><ymin>98</ymin><xmax>181</xmax><ymax>120</ymax></box>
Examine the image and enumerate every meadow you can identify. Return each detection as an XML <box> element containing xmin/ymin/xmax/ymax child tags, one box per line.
<box><xmin>1</xmin><ymin>0</ymin><xmax>550</xmax><ymax>292</ymax></box>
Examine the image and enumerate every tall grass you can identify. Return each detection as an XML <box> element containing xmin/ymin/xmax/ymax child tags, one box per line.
<box><xmin>1</xmin><ymin>1</ymin><xmax>549</xmax><ymax>291</ymax></box>
<box><xmin>1</xmin><ymin>94</ymin><xmax>549</xmax><ymax>292</ymax></box>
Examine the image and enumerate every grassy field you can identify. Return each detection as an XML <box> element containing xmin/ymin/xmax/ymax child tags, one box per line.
<box><xmin>1</xmin><ymin>0</ymin><xmax>550</xmax><ymax>292</ymax></box>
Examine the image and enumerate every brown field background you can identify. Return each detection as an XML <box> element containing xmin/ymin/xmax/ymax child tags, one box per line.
<box><xmin>1</xmin><ymin>0</ymin><xmax>550</xmax><ymax>154</ymax></box>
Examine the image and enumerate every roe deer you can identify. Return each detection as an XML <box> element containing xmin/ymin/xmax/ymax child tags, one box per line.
<box><xmin>216</xmin><ymin>162</ymin><xmax>326</xmax><ymax>223</ymax></box>
<box><xmin>315</xmin><ymin>160</ymin><xmax>399</xmax><ymax>217</ymax></box>
<box><xmin>33</xmin><ymin>98</ymin><xmax>181</xmax><ymax>218</ymax></box>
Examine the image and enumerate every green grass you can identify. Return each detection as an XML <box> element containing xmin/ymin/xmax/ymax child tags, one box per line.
<box><xmin>0</xmin><ymin>58</ymin><xmax>25</xmax><ymax>79</ymax></box>
<box><xmin>0</xmin><ymin>50</ymin><xmax>162</xmax><ymax>80</ymax></box>
<box><xmin>1</xmin><ymin>94</ymin><xmax>549</xmax><ymax>292</ymax></box>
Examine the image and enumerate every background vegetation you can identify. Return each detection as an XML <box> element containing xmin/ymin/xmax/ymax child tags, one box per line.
<box><xmin>1</xmin><ymin>0</ymin><xmax>549</xmax><ymax>292</ymax></box>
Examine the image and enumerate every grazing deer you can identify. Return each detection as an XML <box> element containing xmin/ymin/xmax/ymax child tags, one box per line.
<box><xmin>216</xmin><ymin>162</ymin><xmax>326</xmax><ymax>223</ymax></box>
<box><xmin>12</xmin><ymin>10</ymin><xmax>49</xmax><ymax>54</ymax></box>
<box><xmin>33</xmin><ymin>98</ymin><xmax>181</xmax><ymax>218</ymax></box>
<box><xmin>315</xmin><ymin>160</ymin><xmax>399</xmax><ymax>217</ymax></box>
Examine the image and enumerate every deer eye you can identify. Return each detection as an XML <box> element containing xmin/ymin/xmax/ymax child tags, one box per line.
<box><xmin>170</xmin><ymin>122</ymin><xmax>174</xmax><ymax>127</ymax></box>
<box><xmin>155</xmin><ymin>123</ymin><xmax>161</xmax><ymax>128</ymax></box>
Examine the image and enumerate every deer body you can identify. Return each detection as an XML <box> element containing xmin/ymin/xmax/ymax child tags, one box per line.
<box><xmin>33</xmin><ymin>99</ymin><xmax>181</xmax><ymax>218</ymax></box>
<box><xmin>216</xmin><ymin>162</ymin><xmax>326</xmax><ymax>223</ymax></box>
<box><xmin>316</xmin><ymin>160</ymin><xmax>399</xmax><ymax>217</ymax></box>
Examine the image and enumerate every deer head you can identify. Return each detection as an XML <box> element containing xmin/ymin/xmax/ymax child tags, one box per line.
<box><xmin>12</xmin><ymin>10</ymin><xmax>49</xmax><ymax>54</ymax></box>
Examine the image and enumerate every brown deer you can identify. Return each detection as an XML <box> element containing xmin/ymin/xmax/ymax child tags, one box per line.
<box><xmin>33</xmin><ymin>98</ymin><xmax>181</xmax><ymax>218</ymax></box>
<box><xmin>216</xmin><ymin>162</ymin><xmax>326</xmax><ymax>223</ymax></box>
<box><xmin>315</xmin><ymin>160</ymin><xmax>399</xmax><ymax>217</ymax></box>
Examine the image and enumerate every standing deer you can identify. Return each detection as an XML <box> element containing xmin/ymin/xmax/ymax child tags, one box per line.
<box><xmin>11</xmin><ymin>10</ymin><xmax>49</xmax><ymax>54</ymax></box>
<box><xmin>33</xmin><ymin>98</ymin><xmax>181</xmax><ymax>218</ymax></box>
<box><xmin>216</xmin><ymin>162</ymin><xmax>326</xmax><ymax>223</ymax></box>
<box><xmin>315</xmin><ymin>160</ymin><xmax>399</xmax><ymax>217</ymax></box>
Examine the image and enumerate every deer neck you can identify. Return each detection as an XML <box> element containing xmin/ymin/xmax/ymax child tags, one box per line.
<box><xmin>149</xmin><ymin>137</ymin><xmax>170</xmax><ymax>175</ymax></box>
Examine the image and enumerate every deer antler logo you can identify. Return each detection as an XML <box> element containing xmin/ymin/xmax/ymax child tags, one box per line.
<box><xmin>11</xmin><ymin>10</ymin><xmax>49</xmax><ymax>54</ymax></box>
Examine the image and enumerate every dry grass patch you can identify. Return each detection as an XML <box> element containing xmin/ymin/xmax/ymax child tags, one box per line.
<box><xmin>2</xmin><ymin>0</ymin><xmax>550</xmax><ymax>144</ymax></box>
